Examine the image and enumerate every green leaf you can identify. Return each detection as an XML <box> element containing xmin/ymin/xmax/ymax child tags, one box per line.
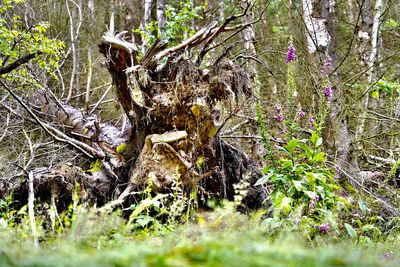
<box><xmin>310</xmin><ymin>132</ymin><xmax>319</xmax><ymax>144</ymax></box>
<box><xmin>357</xmin><ymin>199</ymin><xmax>370</xmax><ymax>214</ymax></box>
<box><xmin>292</xmin><ymin>180</ymin><xmax>304</xmax><ymax>191</ymax></box>
<box><xmin>255</xmin><ymin>172</ymin><xmax>274</xmax><ymax>186</ymax></box>
<box><xmin>273</xmin><ymin>192</ymin><xmax>292</xmax><ymax>214</ymax></box>
<box><xmin>370</xmin><ymin>90</ymin><xmax>379</xmax><ymax>99</ymax></box>
<box><xmin>313</xmin><ymin>152</ymin><xmax>326</xmax><ymax>162</ymax></box>
<box><xmin>305</xmin><ymin>172</ymin><xmax>316</xmax><ymax>186</ymax></box>
<box><xmin>86</xmin><ymin>159</ymin><xmax>102</xmax><ymax>173</ymax></box>
<box><xmin>344</xmin><ymin>223</ymin><xmax>357</xmax><ymax>238</ymax></box>
<box><xmin>280</xmin><ymin>196</ymin><xmax>292</xmax><ymax>214</ymax></box>
<box><xmin>135</xmin><ymin>215</ymin><xmax>154</xmax><ymax>227</ymax></box>
<box><xmin>116</xmin><ymin>143</ymin><xmax>127</xmax><ymax>154</ymax></box>
<box><xmin>280</xmin><ymin>159</ymin><xmax>293</xmax><ymax>170</ymax></box>
<box><xmin>285</xmin><ymin>139</ymin><xmax>298</xmax><ymax>154</ymax></box>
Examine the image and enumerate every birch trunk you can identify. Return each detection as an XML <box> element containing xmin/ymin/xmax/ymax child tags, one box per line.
<box><xmin>157</xmin><ymin>0</ymin><xmax>166</xmax><ymax>40</ymax></box>
<box><xmin>355</xmin><ymin>0</ymin><xmax>383</xmax><ymax>153</ymax></box>
<box><xmin>241</xmin><ymin>1</ymin><xmax>262</xmax><ymax>161</ymax></box>
<box><xmin>140</xmin><ymin>0</ymin><xmax>153</xmax><ymax>53</ymax></box>
<box><xmin>303</xmin><ymin>0</ymin><xmax>359</xmax><ymax>174</ymax></box>
<box><xmin>302</xmin><ymin>0</ymin><xmax>331</xmax><ymax>53</ymax></box>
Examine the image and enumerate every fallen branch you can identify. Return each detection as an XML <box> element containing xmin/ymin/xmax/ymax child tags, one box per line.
<box><xmin>0</xmin><ymin>80</ymin><xmax>105</xmax><ymax>159</ymax></box>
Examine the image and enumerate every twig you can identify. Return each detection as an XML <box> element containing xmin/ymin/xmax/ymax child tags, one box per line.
<box><xmin>0</xmin><ymin>113</ymin><xmax>10</xmax><ymax>143</ymax></box>
<box><xmin>89</xmin><ymin>84</ymin><xmax>113</xmax><ymax>115</ymax></box>
<box><xmin>220</xmin><ymin>119</ymin><xmax>249</xmax><ymax>135</ymax></box>
<box><xmin>28</xmin><ymin>172</ymin><xmax>39</xmax><ymax>247</ymax></box>
<box><xmin>85</xmin><ymin>47</ymin><xmax>93</xmax><ymax>112</ymax></box>
<box><xmin>0</xmin><ymin>52</ymin><xmax>41</xmax><ymax>75</ymax></box>
<box><xmin>152</xmin><ymin>22</ymin><xmax>218</xmax><ymax>62</ymax></box>
<box><xmin>0</xmin><ymin>80</ymin><xmax>104</xmax><ymax>159</ymax></box>
<box><xmin>234</xmin><ymin>55</ymin><xmax>274</xmax><ymax>76</ymax></box>
<box><xmin>98</xmin><ymin>185</ymin><xmax>133</xmax><ymax>213</ymax></box>
<box><xmin>65</xmin><ymin>0</ymin><xmax>83</xmax><ymax>102</ymax></box>
<box><xmin>334</xmin><ymin>163</ymin><xmax>398</xmax><ymax>216</ymax></box>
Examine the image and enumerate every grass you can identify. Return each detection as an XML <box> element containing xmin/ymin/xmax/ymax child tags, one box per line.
<box><xmin>0</xmin><ymin>209</ymin><xmax>398</xmax><ymax>267</ymax></box>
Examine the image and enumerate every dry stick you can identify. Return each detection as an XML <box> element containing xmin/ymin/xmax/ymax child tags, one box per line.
<box><xmin>0</xmin><ymin>113</ymin><xmax>10</xmax><ymax>143</ymax></box>
<box><xmin>152</xmin><ymin>22</ymin><xmax>218</xmax><ymax>62</ymax></box>
<box><xmin>65</xmin><ymin>0</ymin><xmax>75</xmax><ymax>102</ymax></box>
<box><xmin>85</xmin><ymin>47</ymin><xmax>93</xmax><ymax>112</ymax></box>
<box><xmin>98</xmin><ymin>185</ymin><xmax>133</xmax><ymax>213</ymax></box>
<box><xmin>0</xmin><ymin>102</ymin><xmax>36</xmax><ymax>124</ymax></box>
<box><xmin>333</xmin><ymin>162</ymin><xmax>398</xmax><ymax>216</ymax></box>
<box><xmin>234</xmin><ymin>55</ymin><xmax>274</xmax><ymax>76</ymax></box>
<box><xmin>89</xmin><ymin>84</ymin><xmax>113</xmax><ymax>115</ymax></box>
<box><xmin>70</xmin><ymin>82</ymin><xmax>112</xmax><ymax>100</ymax></box>
<box><xmin>200</xmin><ymin>4</ymin><xmax>268</xmax><ymax>60</ymax></box>
<box><xmin>45</xmin><ymin>87</ymin><xmax>69</xmax><ymax>115</ymax></box>
<box><xmin>28</xmin><ymin>171</ymin><xmax>39</xmax><ymax>248</ymax></box>
<box><xmin>56</xmin><ymin>68</ymin><xmax>66</xmax><ymax>98</ymax></box>
<box><xmin>23</xmin><ymin>130</ymin><xmax>39</xmax><ymax>247</ymax></box>
<box><xmin>23</xmin><ymin>129</ymin><xmax>35</xmax><ymax>169</ymax></box>
<box><xmin>367</xmin><ymin>110</ymin><xmax>400</xmax><ymax>123</ymax></box>
<box><xmin>201</xmin><ymin>1</ymin><xmax>251</xmax><ymax>50</ymax></box>
<box><xmin>0</xmin><ymin>80</ymin><xmax>104</xmax><ymax>159</ymax></box>
<box><xmin>220</xmin><ymin>119</ymin><xmax>250</xmax><ymax>135</ymax></box>
<box><xmin>65</xmin><ymin>0</ymin><xmax>83</xmax><ymax>102</ymax></box>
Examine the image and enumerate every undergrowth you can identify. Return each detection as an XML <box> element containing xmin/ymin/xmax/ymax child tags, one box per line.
<box><xmin>0</xmin><ymin>204</ymin><xmax>400</xmax><ymax>267</ymax></box>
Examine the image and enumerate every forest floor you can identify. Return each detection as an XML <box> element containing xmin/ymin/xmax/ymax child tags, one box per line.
<box><xmin>0</xmin><ymin>206</ymin><xmax>399</xmax><ymax>267</ymax></box>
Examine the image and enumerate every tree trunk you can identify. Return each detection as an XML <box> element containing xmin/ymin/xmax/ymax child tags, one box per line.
<box><xmin>140</xmin><ymin>0</ymin><xmax>153</xmax><ymax>53</ymax></box>
<box><xmin>355</xmin><ymin>0</ymin><xmax>383</xmax><ymax>155</ymax></box>
<box><xmin>157</xmin><ymin>0</ymin><xmax>166</xmax><ymax>39</ymax></box>
<box><xmin>303</xmin><ymin>0</ymin><xmax>359</xmax><ymax>175</ymax></box>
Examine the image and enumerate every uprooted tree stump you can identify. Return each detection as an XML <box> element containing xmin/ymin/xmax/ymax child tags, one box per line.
<box><xmin>97</xmin><ymin>18</ymin><xmax>266</xmax><ymax>210</ymax></box>
<box><xmin>8</xmin><ymin>7</ymin><xmax>266</xmax><ymax>213</ymax></box>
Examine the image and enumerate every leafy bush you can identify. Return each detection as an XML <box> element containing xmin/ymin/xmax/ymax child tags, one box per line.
<box><xmin>0</xmin><ymin>0</ymin><xmax>64</xmax><ymax>84</ymax></box>
<box><xmin>255</xmin><ymin>42</ymin><xmax>343</xmax><ymax>236</ymax></box>
<box><xmin>135</xmin><ymin>0</ymin><xmax>205</xmax><ymax>48</ymax></box>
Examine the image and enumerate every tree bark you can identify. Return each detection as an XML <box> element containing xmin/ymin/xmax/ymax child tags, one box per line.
<box><xmin>303</xmin><ymin>0</ymin><xmax>359</xmax><ymax>175</ymax></box>
<box><xmin>157</xmin><ymin>0</ymin><xmax>166</xmax><ymax>39</ymax></box>
<box><xmin>140</xmin><ymin>0</ymin><xmax>153</xmax><ymax>53</ymax></box>
<box><xmin>98</xmin><ymin>11</ymin><xmax>265</xmax><ymax>210</ymax></box>
<box><xmin>355</xmin><ymin>0</ymin><xmax>383</xmax><ymax>154</ymax></box>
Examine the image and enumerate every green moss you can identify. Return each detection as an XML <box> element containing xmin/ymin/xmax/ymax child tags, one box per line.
<box><xmin>115</xmin><ymin>143</ymin><xmax>127</xmax><ymax>154</ymax></box>
<box><xmin>387</xmin><ymin>160</ymin><xmax>400</xmax><ymax>181</ymax></box>
<box><xmin>86</xmin><ymin>159</ymin><xmax>102</xmax><ymax>173</ymax></box>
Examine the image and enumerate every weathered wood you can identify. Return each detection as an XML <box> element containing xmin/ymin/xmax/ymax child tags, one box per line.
<box><xmin>98</xmin><ymin>8</ymin><xmax>266</xmax><ymax>211</ymax></box>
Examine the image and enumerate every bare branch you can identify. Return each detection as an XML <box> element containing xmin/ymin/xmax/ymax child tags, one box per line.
<box><xmin>0</xmin><ymin>80</ymin><xmax>105</xmax><ymax>159</ymax></box>
<box><xmin>0</xmin><ymin>52</ymin><xmax>40</xmax><ymax>75</ymax></box>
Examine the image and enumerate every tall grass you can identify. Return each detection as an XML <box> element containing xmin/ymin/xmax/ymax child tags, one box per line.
<box><xmin>0</xmin><ymin>207</ymin><xmax>398</xmax><ymax>267</ymax></box>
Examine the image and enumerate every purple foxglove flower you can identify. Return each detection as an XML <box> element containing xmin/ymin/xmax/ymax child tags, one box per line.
<box><xmin>299</xmin><ymin>110</ymin><xmax>305</xmax><ymax>120</ymax></box>
<box><xmin>318</xmin><ymin>223</ymin><xmax>330</xmax><ymax>234</ymax></box>
<box><xmin>285</xmin><ymin>44</ymin><xmax>295</xmax><ymax>64</ymax></box>
<box><xmin>323</xmin><ymin>56</ymin><xmax>332</xmax><ymax>76</ymax></box>
<box><xmin>309</xmin><ymin>194</ymin><xmax>319</xmax><ymax>214</ymax></box>
<box><xmin>308</xmin><ymin>116</ymin><xmax>315</xmax><ymax>129</ymax></box>
<box><xmin>275</xmin><ymin>114</ymin><xmax>284</xmax><ymax>122</ymax></box>
<box><xmin>324</xmin><ymin>85</ymin><xmax>333</xmax><ymax>100</ymax></box>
